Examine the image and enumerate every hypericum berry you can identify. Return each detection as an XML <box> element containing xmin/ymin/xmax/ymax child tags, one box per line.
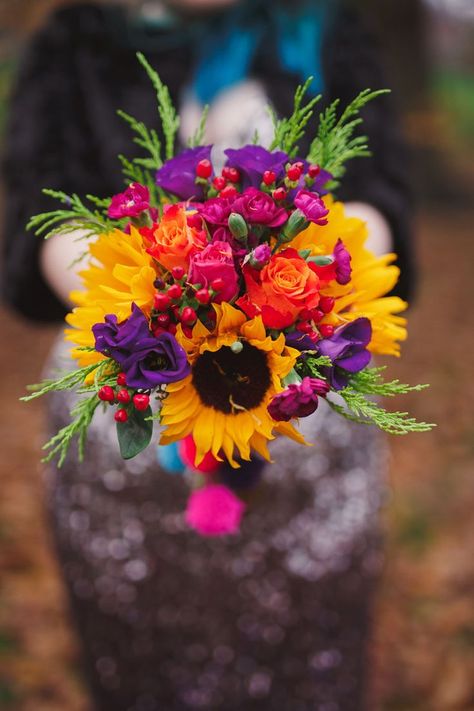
<box><xmin>117</xmin><ymin>388</ymin><xmax>131</xmax><ymax>404</ymax></box>
<box><xmin>154</xmin><ymin>293</ymin><xmax>171</xmax><ymax>311</ymax></box>
<box><xmin>133</xmin><ymin>393</ymin><xmax>150</xmax><ymax>411</ymax></box>
<box><xmin>211</xmin><ymin>277</ymin><xmax>224</xmax><ymax>292</ymax></box>
<box><xmin>196</xmin><ymin>159</ymin><xmax>212</xmax><ymax>179</ymax></box>
<box><xmin>98</xmin><ymin>385</ymin><xmax>115</xmax><ymax>402</ymax></box>
<box><xmin>213</xmin><ymin>176</ymin><xmax>227</xmax><ymax>191</ymax></box>
<box><xmin>296</xmin><ymin>321</ymin><xmax>313</xmax><ymax>334</ymax></box>
<box><xmin>286</xmin><ymin>163</ymin><xmax>303</xmax><ymax>181</ymax></box>
<box><xmin>319</xmin><ymin>296</ymin><xmax>335</xmax><ymax>314</ymax></box>
<box><xmin>182</xmin><ymin>325</ymin><xmax>194</xmax><ymax>339</ymax></box>
<box><xmin>187</xmin><ymin>213</ymin><xmax>202</xmax><ymax>229</ymax></box>
<box><xmin>181</xmin><ymin>306</ymin><xmax>197</xmax><ymax>325</ymax></box>
<box><xmin>219</xmin><ymin>185</ymin><xmax>238</xmax><ymax>200</ymax></box>
<box><xmin>168</xmin><ymin>323</ymin><xmax>177</xmax><ymax>335</ymax></box>
<box><xmin>295</xmin><ymin>161</ymin><xmax>305</xmax><ymax>170</ymax></box>
<box><xmin>157</xmin><ymin>313</ymin><xmax>170</xmax><ymax>328</ymax></box>
<box><xmin>117</xmin><ymin>372</ymin><xmax>127</xmax><ymax>386</ymax></box>
<box><xmin>153</xmin><ymin>277</ymin><xmax>165</xmax><ymax>290</ymax></box>
<box><xmin>308</xmin><ymin>164</ymin><xmax>321</xmax><ymax>178</ymax></box>
<box><xmin>195</xmin><ymin>288</ymin><xmax>211</xmax><ymax>305</ymax></box>
<box><xmin>273</xmin><ymin>187</ymin><xmax>287</xmax><ymax>201</ymax></box>
<box><xmin>222</xmin><ymin>166</ymin><xmax>240</xmax><ymax>183</ymax></box>
<box><xmin>262</xmin><ymin>170</ymin><xmax>277</xmax><ymax>186</ymax></box>
<box><xmin>319</xmin><ymin>324</ymin><xmax>335</xmax><ymax>338</ymax></box>
<box><xmin>114</xmin><ymin>408</ymin><xmax>128</xmax><ymax>423</ymax></box>
<box><xmin>308</xmin><ymin>331</ymin><xmax>320</xmax><ymax>343</ymax></box>
<box><xmin>168</xmin><ymin>283</ymin><xmax>183</xmax><ymax>300</ymax></box>
<box><xmin>171</xmin><ymin>266</ymin><xmax>185</xmax><ymax>281</ymax></box>
<box><xmin>310</xmin><ymin>308</ymin><xmax>324</xmax><ymax>323</ymax></box>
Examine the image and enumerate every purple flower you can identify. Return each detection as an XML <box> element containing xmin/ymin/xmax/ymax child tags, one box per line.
<box><xmin>268</xmin><ymin>377</ymin><xmax>330</xmax><ymax>421</ymax></box>
<box><xmin>156</xmin><ymin>145</ymin><xmax>213</xmax><ymax>200</ymax></box>
<box><xmin>232</xmin><ymin>187</ymin><xmax>288</xmax><ymax>227</ymax></box>
<box><xmin>294</xmin><ymin>190</ymin><xmax>329</xmax><ymax>225</ymax></box>
<box><xmin>334</xmin><ymin>238</ymin><xmax>352</xmax><ymax>285</ymax></box>
<box><xmin>108</xmin><ymin>183</ymin><xmax>150</xmax><ymax>219</ymax></box>
<box><xmin>93</xmin><ymin>304</ymin><xmax>190</xmax><ymax>389</ymax></box>
<box><xmin>224</xmin><ymin>145</ymin><xmax>289</xmax><ymax>189</ymax></box>
<box><xmin>316</xmin><ymin>317</ymin><xmax>372</xmax><ymax>390</ymax></box>
<box><xmin>285</xmin><ymin>331</ymin><xmax>316</xmax><ymax>352</ymax></box>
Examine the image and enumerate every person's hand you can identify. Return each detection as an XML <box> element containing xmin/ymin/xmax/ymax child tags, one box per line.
<box><xmin>40</xmin><ymin>229</ymin><xmax>93</xmax><ymax>307</ymax></box>
<box><xmin>343</xmin><ymin>201</ymin><xmax>393</xmax><ymax>256</ymax></box>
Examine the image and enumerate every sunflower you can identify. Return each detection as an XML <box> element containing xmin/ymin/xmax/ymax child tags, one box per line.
<box><xmin>288</xmin><ymin>197</ymin><xmax>407</xmax><ymax>357</ymax></box>
<box><xmin>65</xmin><ymin>227</ymin><xmax>158</xmax><ymax>367</ymax></box>
<box><xmin>159</xmin><ymin>303</ymin><xmax>305</xmax><ymax>467</ymax></box>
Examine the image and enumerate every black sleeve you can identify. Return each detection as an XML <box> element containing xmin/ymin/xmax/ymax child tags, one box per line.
<box><xmin>1</xmin><ymin>9</ymin><xmax>76</xmax><ymax>322</ymax></box>
<box><xmin>322</xmin><ymin>5</ymin><xmax>416</xmax><ymax>302</ymax></box>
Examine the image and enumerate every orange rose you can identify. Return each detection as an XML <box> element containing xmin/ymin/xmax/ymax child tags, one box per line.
<box><xmin>239</xmin><ymin>248</ymin><xmax>320</xmax><ymax>328</ymax></box>
<box><xmin>146</xmin><ymin>205</ymin><xmax>207</xmax><ymax>271</ymax></box>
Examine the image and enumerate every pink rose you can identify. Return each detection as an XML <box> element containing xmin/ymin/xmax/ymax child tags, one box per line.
<box><xmin>232</xmin><ymin>187</ymin><xmax>288</xmax><ymax>227</ymax></box>
<box><xmin>188</xmin><ymin>241</ymin><xmax>239</xmax><ymax>303</ymax></box>
<box><xmin>185</xmin><ymin>484</ymin><xmax>245</xmax><ymax>537</ymax></box>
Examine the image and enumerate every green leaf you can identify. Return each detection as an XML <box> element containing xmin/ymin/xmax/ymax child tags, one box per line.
<box><xmin>116</xmin><ymin>406</ymin><xmax>153</xmax><ymax>459</ymax></box>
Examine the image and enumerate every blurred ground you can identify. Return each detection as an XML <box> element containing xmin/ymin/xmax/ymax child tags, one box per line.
<box><xmin>1</xmin><ymin>3</ymin><xmax>474</xmax><ymax>709</ymax></box>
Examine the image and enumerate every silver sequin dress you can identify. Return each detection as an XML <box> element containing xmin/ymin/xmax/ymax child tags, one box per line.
<box><xmin>44</xmin><ymin>337</ymin><xmax>387</xmax><ymax>711</ymax></box>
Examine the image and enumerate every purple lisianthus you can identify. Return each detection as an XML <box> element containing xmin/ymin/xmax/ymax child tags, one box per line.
<box><xmin>334</xmin><ymin>238</ymin><xmax>352</xmax><ymax>285</ymax></box>
<box><xmin>285</xmin><ymin>331</ymin><xmax>316</xmax><ymax>352</ymax></box>
<box><xmin>268</xmin><ymin>377</ymin><xmax>330</xmax><ymax>421</ymax></box>
<box><xmin>316</xmin><ymin>317</ymin><xmax>372</xmax><ymax>390</ymax></box>
<box><xmin>93</xmin><ymin>304</ymin><xmax>190</xmax><ymax>389</ymax></box>
<box><xmin>294</xmin><ymin>189</ymin><xmax>329</xmax><ymax>225</ymax></box>
<box><xmin>156</xmin><ymin>145</ymin><xmax>213</xmax><ymax>200</ymax></box>
<box><xmin>224</xmin><ymin>145</ymin><xmax>289</xmax><ymax>189</ymax></box>
<box><xmin>108</xmin><ymin>183</ymin><xmax>150</xmax><ymax>219</ymax></box>
<box><xmin>232</xmin><ymin>187</ymin><xmax>288</xmax><ymax>227</ymax></box>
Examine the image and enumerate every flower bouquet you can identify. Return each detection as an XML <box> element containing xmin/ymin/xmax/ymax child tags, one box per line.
<box><xmin>24</xmin><ymin>54</ymin><xmax>433</xmax><ymax>536</ymax></box>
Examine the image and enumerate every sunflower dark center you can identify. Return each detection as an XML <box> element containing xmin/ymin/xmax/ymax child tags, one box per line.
<box><xmin>192</xmin><ymin>343</ymin><xmax>271</xmax><ymax>414</ymax></box>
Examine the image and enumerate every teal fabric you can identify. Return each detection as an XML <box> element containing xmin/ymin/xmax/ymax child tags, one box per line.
<box><xmin>133</xmin><ymin>1</ymin><xmax>327</xmax><ymax>103</ymax></box>
<box><xmin>192</xmin><ymin>1</ymin><xmax>327</xmax><ymax>103</ymax></box>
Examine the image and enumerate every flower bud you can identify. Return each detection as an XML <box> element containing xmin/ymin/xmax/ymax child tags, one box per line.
<box><xmin>279</xmin><ymin>208</ymin><xmax>309</xmax><ymax>242</ymax></box>
<box><xmin>248</xmin><ymin>243</ymin><xmax>271</xmax><ymax>270</ymax></box>
<box><xmin>228</xmin><ymin>212</ymin><xmax>248</xmax><ymax>241</ymax></box>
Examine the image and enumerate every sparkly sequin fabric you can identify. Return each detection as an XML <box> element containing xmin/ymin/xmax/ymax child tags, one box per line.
<box><xmin>44</xmin><ymin>339</ymin><xmax>387</xmax><ymax>711</ymax></box>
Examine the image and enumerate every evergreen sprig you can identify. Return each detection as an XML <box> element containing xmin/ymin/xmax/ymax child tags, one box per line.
<box><xmin>27</xmin><ymin>189</ymin><xmax>115</xmax><ymax>239</ymax></box>
<box><xmin>23</xmin><ymin>356</ymin><xmax>119</xmax><ymax>465</ymax></box>
<box><xmin>295</xmin><ymin>354</ymin><xmax>332</xmax><ymax>379</ymax></box>
<box><xmin>137</xmin><ymin>52</ymin><xmax>180</xmax><ymax>160</ymax></box>
<box><xmin>42</xmin><ymin>394</ymin><xmax>101</xmax><ymax>466</ymax></box>
<box><xmin>269</xmin><ymin>77</ymin><xmax>321</xmax><ymax>157</ymax></box>
<box><xmin>307</xmin><ymin>89</ymin><xmax>389</xmax><ymax>187</ymax></box>
<box><xmin>188</xmin><ymin>104</ymin><xmax>209</xmax><ymax>148</ymax></box>
<box><xmin>327</xmin><ymin>389</ymin><xmax>434</xmax><ymax>435</ymax></box>
<box><xmin>22</xmin><ymin>357</ymin><xmax>117</xmax><ymax>402</ymax></box>
<box><xmin>325</xmin><ymin>366</ymin><xmax>434</xmax><ymax>435</ymax></box>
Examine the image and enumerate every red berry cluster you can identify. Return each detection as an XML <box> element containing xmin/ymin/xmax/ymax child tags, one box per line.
<box><xmin>151</xmin><ymin>266</ymin><xmax>224</xmax><ymax>339</ymax></box>
<box><xmin>97</xmin><ymin>372</ymin><xmax>150</xmax><ymax>423</ymax></box>
<box><xmin>294</xmin><ymin>296</ymin><xmax>336</xmax><ymax>343</ymax></box>
<box><xmin>195</xmin><ymin>159</ymin><xmax>241</xmax><ymax>199</ymax></box>
<box><xmin>259</xmin><ymin>162</ymin><xmax>322</xmax><ymax>204</ymax></box>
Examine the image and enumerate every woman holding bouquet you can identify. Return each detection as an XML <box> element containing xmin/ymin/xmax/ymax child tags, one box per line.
<box><xmin>2</xmin><ymin>1</ymin><xmax>414</xmax><ymax>709</ymax></box>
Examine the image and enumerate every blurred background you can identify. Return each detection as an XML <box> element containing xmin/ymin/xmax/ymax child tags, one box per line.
<box><xmin>0</xmin><ymin>1</ymin><xmax>473</xmax><ymax>709</ymax></box>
